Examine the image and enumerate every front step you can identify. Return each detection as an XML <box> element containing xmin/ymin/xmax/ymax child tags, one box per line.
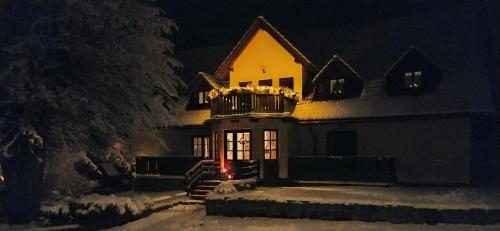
<box><xmin>188</xmin><ymin>180</ymin><xmax>222</xmax><ymax>200</ymax></box>
<box><xmin>202</xmin><ymin>180</ymin><xmax>222</xmax><ymax>186</ymax></box>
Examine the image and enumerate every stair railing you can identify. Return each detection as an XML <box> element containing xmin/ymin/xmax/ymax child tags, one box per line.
<box><xmin>239</xmin><ymin>160</ymin><xmax>260</xmax><ymax>179</ymax></box>
<box><xmin>185</xmin><ymin>159</ymin><xmax>219</xmax><ymax>192</ymax></box>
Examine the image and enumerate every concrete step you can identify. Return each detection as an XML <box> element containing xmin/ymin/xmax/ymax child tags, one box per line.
<box><xmin>190</xmin><ymin>194</ymin><xmax>207</xmax><ymax>200</ymax></box>
<box><xmin>196</xmin><ymin>185</ymin><xmax>216</xmax><ymax>190</ymax></box>
<box><xmin>190</xmin><ymin>189</ymin><xmax>211</xmax><ymax>195</ymax></box>
<box><xmin>180</xmin><ymin>199</ymin><xmax>205</xmax><ymax>205</ymax></box>
<box><xmin>202</xmin><ymin>180</ymin><xmax>222</xmax><ymax>186</ymax></box>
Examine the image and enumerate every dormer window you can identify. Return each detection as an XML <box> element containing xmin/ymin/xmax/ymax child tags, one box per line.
<box><xmin>404</xmin><ymin>71</ymin><xmax>422</xmax><ymax>88</ymax></box>
<box><xmin>198</xmin><ymin>91</ymin><xmax>209</xmax><ymax>105</ymax></box>
<box><xmin>330</xmin><ymin>79</ymin><xmax>344</xmax><ymax>94</ymax></box>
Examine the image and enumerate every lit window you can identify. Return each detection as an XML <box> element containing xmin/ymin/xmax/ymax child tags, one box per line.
<box><xmin>264</xmin><ymin>130</ymin><xmax>278</xmax><ymax>160</ymax></box>
<box><xmin>193</xmin><ymin>136</ymin><xmax>210</xmax><ymax>158</ymax></box>
<box><xmin>214</xmin><ymin>132</ymin><xmax>219</xmax><ymax>160</ymax></box>
<box><xmin>404</xmin><ymin>71</ymin><xmax>422</xmax><ymax>88</ymax></box>
<box><xmin>226</xmin><ymin>133</ymin><xmax>233</xmax><ymax>160</ymax></box>
<box><xmin>330</xmin><ymin>78</ymin><xmax>344</xmax><ymax>94</ymax></box>
<box><xmin>198</xmin><ymin>91</ymin><xmax>209</xmax><ymax>105</ymax></box>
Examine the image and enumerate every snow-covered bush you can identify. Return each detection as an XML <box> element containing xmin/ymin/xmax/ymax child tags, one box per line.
<box><xmin>40</xmin><ymin>193</ymin><xmax>154</xmax><ymax>228</ymax></box>
<box><xmin>214</xmin><ymin>181</ymin><xmax>238</xmax><ymax>194</ymax></box>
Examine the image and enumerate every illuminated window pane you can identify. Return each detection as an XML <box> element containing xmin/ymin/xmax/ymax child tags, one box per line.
<box><xmin>263</xmin><ymin>130</ymin><xmax>278</xmax><ymax>160</ymax></box>
<box><xmin>270</xmin><ymin>131</ymin><xmax>276</xmax><ymax>140</ymax></box>
<box><xmin>404</xmin><ymin>71</ymin><xmax>423</xmax><ymax>88</ymax></box>
<box><xmin>237</xmin><ymin>151</ymin><xmax>243</xmax><ymax>160</ymax></box>
<box><xmin>203</xmin><ymin>137</ymin><xmax>210</xmax><ymax>158</ymax></box>
<box><xmin>243</xmin><ymin>151</ymin><xmax>250</xmax><ymax>160</ymax></box>
<box><xmin>227</xmin><ymin>151</ymin><xmax>233</xmax><ymax>160</ymax></box>
<box><xmin>193</xmin><ymin>136</ymin><xmax>207</xmax><ymax>157</ymax></box>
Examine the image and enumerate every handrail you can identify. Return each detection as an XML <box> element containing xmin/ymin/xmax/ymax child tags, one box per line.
<box><xmin>185</xmin><ymin>159</ymin><xmax>213</xmax><ymax>178</ymax></box>
<box><xmin>185</xmin><ymin>159</ymin><xmax>220</xmax><ymax>193</ymax></box>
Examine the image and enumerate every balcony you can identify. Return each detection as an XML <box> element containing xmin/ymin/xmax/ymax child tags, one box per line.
<box><xmin>209</xmin><ymin>87</ymin><xmax>298</xmax><ymax>116</ymax></box>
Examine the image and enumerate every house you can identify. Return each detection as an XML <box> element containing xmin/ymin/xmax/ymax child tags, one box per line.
<box><xmin>158</xmin><ymin>9</ymin><xmax>497</xmax><ymax>185</ymax></box>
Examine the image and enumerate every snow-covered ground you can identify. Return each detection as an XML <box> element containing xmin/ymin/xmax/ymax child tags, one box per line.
<box><xmin>208</xmin><ymin>186</ymin><xmax>500</xmax><ymax>210</ymax></box>
<box><xmin>106</xmin><ymin>204</ymin><xmax>500</xmax><ymax>231</ymax></box>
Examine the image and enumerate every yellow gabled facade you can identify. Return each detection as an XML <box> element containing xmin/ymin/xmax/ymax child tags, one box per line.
<box><xmin>229</xmin><ymin>29</ymin><xmax>304</xmax><ymax>98</ymax></box>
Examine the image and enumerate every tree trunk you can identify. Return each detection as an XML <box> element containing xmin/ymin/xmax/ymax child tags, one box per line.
<box><xmin>2</xmin><ymin>130</ymin><xmax>45</xmax><ymax>224</ymax></box>
<box><xmin>4</xmin><ymin>156</ymin><xmax>44</xmax><ymax>224</ymax></box>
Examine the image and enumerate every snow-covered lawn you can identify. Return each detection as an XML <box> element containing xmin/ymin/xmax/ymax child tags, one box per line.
<box><xmin>106</xmin><ymin>204</ymin><xmax>500</xmax><ymax>231</ymax></box>
<box><xmin>208</xmin><ymin>186</ymin><xmax>500</xmax><ymax>210</ymax></box>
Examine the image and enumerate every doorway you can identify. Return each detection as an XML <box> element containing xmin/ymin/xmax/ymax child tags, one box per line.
<box><xmin>224</xmin><ymin>130</ymin><xmax>251</xmax><ymax>179</ymax></box>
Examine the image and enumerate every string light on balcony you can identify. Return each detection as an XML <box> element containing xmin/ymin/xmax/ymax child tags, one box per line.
<box><xmin>208</xmin><ymin>86</ymin><xmax>299</xmax><ymax>100</ymax></box>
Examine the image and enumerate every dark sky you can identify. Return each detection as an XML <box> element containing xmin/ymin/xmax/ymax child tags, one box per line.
<box><xmin>157</xmin><ymin>0</ymin><xmax>485</xmax><ymax>50</ymax></box>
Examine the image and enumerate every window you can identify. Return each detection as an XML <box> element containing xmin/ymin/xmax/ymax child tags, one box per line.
<box><xmin>259</xmin><ymin>79</ymin><xmax>272</xmax><ymax>86</ymax></box>
<box><xmin>198</xmin><ymin>91</ymin><xmax>209</xmax><ymax>105</ymax></box>
<box><xmin>192</xmin><ymin>136</ymin><xmax>210</xmax><ymax>158</ymax></box>
<box><xmin>264</xmin><ymin>130</ymin><xmax>278</xmax><ymax>160</ymax></box>
<box><xmin>330</xmin><ymin>79</ymin><xmax>344</xmax><ymax>94</ymax></box>
<box><xmin>225</xmin><ymin>131</ymin><xmax>251</xmax><ymax>160</ymax></box>
<box><xmin>214</xmin><ymin>132</ymin><xmax>219</xmax><ymax>160</ymax></box>
<box><xmin>279</xmin><ymin>77</ymin><xmax>294</xmax><ymax>89</ymax></box>
<box><xmin>239</xmin><ymin>81</ymin><xmax>252</xmax><ymax>87</ymax></box>
<box><xmin>327</xmin><ymin>131</ymin><xmax>356</xmax><ymax>156</ymax></box>
<box><xmin>404</xmin><ymin>71</ymin><xmax>422</xmax><ymax>88</ymax></box>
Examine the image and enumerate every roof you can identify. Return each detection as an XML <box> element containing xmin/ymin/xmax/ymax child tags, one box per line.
<box><xmin>312</xmin><ymin>55</ymin><xmax>364</xmax><ymax>84</ymax></box>
<box><xmin>177</xmin><ymin>8</ymin><xmax>495</xmax><ymax>119</ymax></box>
<box><xmin>293</xmin><ymin>77</ymin><xmax>494</xmax><ymax>121</ymax></box>
<box><xmin>197</xmin><ymin>72</ymin><xmax>226</xmax><ymax>89</ymax></box>
<box><xmin>174</xmin><ymin>109</ymin><xmax>211</xmax><ymax>126</ymax></box>
<box><xmin>383</xmin><ymin>45</ymin><xmax>443</xmax><ymax>77</ymax></box>
<box><xmin>214</xmin><ymin>16</ymin><xmax>317</xmax><ymax>79</ymax></box>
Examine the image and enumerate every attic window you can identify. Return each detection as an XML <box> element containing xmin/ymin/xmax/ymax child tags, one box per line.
<box><xmin>239</xmin><ymin>81</ymin><xmax>252</xmax><ymax>87</ymax></box>
<box><xmin>330</xmin><ymin>79</ymin><xmax>344</xmax><ymax>94</ymax></box>
<box><xmin>259</xmin><ymin>79</ymin><xmax>272</xmax><ymax>86</ymax></box>
<box><xmin>279</xmin><ymin>77</ymin><xmax>294</xmax><ymax>90</ymax></box>
<box><xmin>404</xmin><ymin>71</ymin><xmax>422</xmax><ymax>88</ymax></box>
<box><xmin>198</xmin><ymin>91</ymin><xmax>209</xmax><ymax>105</ymax></box>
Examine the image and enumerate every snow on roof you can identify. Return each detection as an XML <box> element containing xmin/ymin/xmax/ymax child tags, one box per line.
<box><xmin>175</xmin><ymin>109</ymin><xmax>211</xmax><ymax>126</ymax></box>
<box><xmin>312</xmin><ymin>55</ymin><xmax>364</xmax><ymax>84</ymax></box>
<box><xmin>293</xmin><ymin>78</ymin><xmax>494</xmax><ymax>121</ymax></box>
<box><xmin>198</xmin><ymin>72</ymin><xmax>226</xmax><ymax>89</ymax></box>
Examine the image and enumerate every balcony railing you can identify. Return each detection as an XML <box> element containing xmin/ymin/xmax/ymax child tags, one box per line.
<box><xmin>210</xmin><ymin>92</ymin><xmax>297</xmax><ymax>116</ymax></box>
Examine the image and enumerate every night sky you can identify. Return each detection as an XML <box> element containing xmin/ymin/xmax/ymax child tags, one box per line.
<box><xmin>157</xmin><ymin>0</ymin><xmax>487</xmax><ymax>50</ymax></box>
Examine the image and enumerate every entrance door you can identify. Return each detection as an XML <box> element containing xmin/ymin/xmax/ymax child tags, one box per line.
<box><xmin>224</xmin><ymin>130</ymin><xmax>251</xmax><ymax>179</ymax></box>
<box><xmin>263</xmin><ymin>130</ymin><xmax>279</xmax><ymax>182</ymax></box>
